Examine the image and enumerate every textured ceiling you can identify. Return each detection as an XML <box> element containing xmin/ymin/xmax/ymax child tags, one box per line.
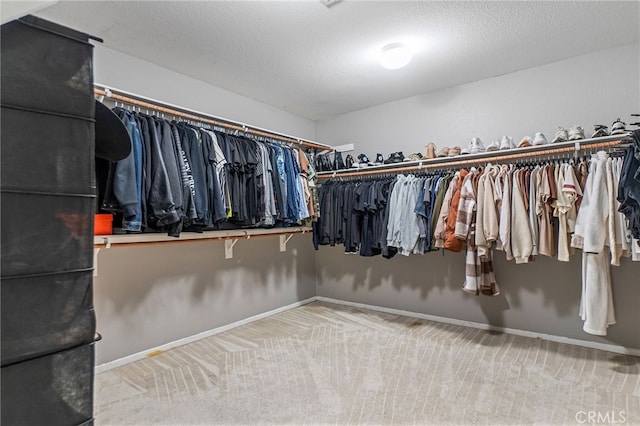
<box><xmin>35</xmin><ymin>1</ymin><xmax>639</xmax><ymax>121</ymax></box>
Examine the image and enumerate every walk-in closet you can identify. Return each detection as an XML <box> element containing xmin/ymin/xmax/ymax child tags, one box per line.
<box><xmin>1</xmin><ymin>1</ymin><xmax>639</xmax><ymax>425</ymax></box>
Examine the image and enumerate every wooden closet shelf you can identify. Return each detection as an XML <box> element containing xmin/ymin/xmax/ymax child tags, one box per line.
<box><xmin>93</xmin><ymin>226</ymin><xmax>313</xmax><ymax>248</ymax></box>
<box><xmin>317</xmin><ymin>134</ymin><xmax>631</xmax><ymax>179</ymax></box>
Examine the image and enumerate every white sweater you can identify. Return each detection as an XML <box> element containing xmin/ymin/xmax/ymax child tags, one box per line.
<box><xmin>572</xmin><ymin>151</ymin><xmax>617</xmax><ymax>336</ymax></box>
<box><xmin>572</xmin><ymin>152</ymin><xmax>613</xmax><ymax>253</ymax></box>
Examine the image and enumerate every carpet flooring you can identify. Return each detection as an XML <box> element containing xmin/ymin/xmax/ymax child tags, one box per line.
<box><xmin>94</xmin><ymin>301</ymin><xmax>640</xmax><ymax>425</ymax></box>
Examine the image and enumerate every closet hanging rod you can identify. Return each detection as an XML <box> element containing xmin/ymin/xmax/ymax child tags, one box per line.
<box><xmin>93</xmin><ymin>84</ymin><xmax>333</xmax><ymax>151</ymax></box>
<box><xmin>317</xmin><ymin>137</ymin><xmax>628</xmax><ymax>179</ymax></box>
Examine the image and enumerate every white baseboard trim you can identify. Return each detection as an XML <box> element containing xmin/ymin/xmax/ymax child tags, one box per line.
<box><xmin>96</xmin><ymin>295</ymin><xmax>639</xmax><ymax>373</ymax></box>
<box><xmin>315</xmin><ymin>296</ymin><xmax>640</xmax><ymax>357</ymax></box>
<box><xmin>95</xmin><ymin>297</ymin><xmax>317</xmax><ymax>374</ymax></box>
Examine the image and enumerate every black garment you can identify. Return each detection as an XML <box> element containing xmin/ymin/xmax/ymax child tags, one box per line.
<box><xmin>214</xmin><ymin>130</ymin><xmax>232</xmax><ymax>162</ymax></box>
<box><xmin>360</xmin><ymin>181</ymin><xmax>383</xmax><ymax>257</ymax></box>
<box><xmin>226</xmin><ymin>135</ymin><xmax>244</xmax><ymax>222</ymax></box>
<box><xmin>243</xmin><ymin>137</ymin><xmax>260</xmax><ymax>225</ymax></box>
<box><xmin>159</xmin><ymin>119</ymin><xmax>183</xmax><ymax>213</ymax></box>
<box><xmin>421</xmin><ymin>177</ymin><xmax>435</xmax><ymax>252</ymax></box>
<box><xmin>99</xmin><ymin>159</ymin><xmax>119</xmax><ymax>212</ymax></box>
<box><xmin>267</xmin><ymin>144</ymin><xmax>285</xmax><ymax>222</ymax></box>
<box><xmin>315</xmin><ymin>180</ymin><xmax>340</xmax><ymax>246</ymax></box>
<box><xmin>372</xmin><ymin>180</ymin><xmax>392</xmax><ymax>255</ymax></box>
<box><xmin>200</xmin><ymin>129</ymin><xmax>227</xmax><ymax>224</ymax></box>
<box><xmin>354</xmin><ymin>182</ymin><xmax>374</xmax><ymax>256</ymax></box>
<box><xmin>617</xmin><ymin>141</ymin><xmax>640</xmax><ymax>241</ymax></box>
<box><xmin>219</xmin><ymin>135</ymin><xmax>261</xmax><ymax>225</ymax></box>
<box><xmin>143</xmin><ymin>115</ymin><xmax>181</xmax><ymax>233</ymax></box>
<box><xmin>314</xmin><ymin>181</ymin><xmax>328</xmax><ymax>246</ymax></box>
<box><xmin>343</xmin><ymin>183</ymin><xmax>358</xmax><ymax>253</ymax></box>
<box><xmin>178</xmin><ymin>124</ymin><xmax>209</xmax><ymax>229</ymax></box>
<box><xmin>170</xmin><ymin>122</ymin><xmax>197</xmax><ymax>224</ymax></box>
<box><xmin>135</xmin><ymin>114</ymin><xmax>150</xmax><ymax>229</ymax></box>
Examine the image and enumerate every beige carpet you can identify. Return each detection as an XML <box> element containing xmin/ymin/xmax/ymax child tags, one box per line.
<box><xmin>94</xmin><ymin>301</ymin><xmax>640</xmax><ymax>425</ymax></box>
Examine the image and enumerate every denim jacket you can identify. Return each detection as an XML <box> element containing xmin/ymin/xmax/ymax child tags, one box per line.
<box><xmin>114</xmin><ymin>109</ymin><xmax>143</xmax><ymax>232</ymax></box>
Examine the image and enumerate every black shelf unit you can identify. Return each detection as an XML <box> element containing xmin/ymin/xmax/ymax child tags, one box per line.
<box><xmin>1</xmin><ymin>15</ymin><xmax>97</xmax><ymax>426</ymax></box>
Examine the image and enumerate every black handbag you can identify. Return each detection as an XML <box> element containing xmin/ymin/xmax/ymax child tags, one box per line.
<box><xmin>334</xmin><ymin>151</ymin><xmax>345</xmax><ymax>170</ymax></box>
<box><xmin>345</xmin><ymin>154</ymin><xmax>354</xmax><ymax>168</ymax></box>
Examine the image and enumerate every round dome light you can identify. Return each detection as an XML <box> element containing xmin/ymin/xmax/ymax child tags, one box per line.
<box><xmin>379</xmin><ymin>42</ymin><xmax>412</xmax><ymax>70</ymax></box>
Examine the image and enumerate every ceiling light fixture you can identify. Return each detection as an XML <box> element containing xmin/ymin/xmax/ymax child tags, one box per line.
<box><xmin>378</xmin><ymin>43</ymin><xmax>412</xmax><ymax>70</ymax></box>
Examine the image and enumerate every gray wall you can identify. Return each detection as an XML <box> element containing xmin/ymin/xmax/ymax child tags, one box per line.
<box><xmin>315</xmin><ymin>43</ymin><xmax>639</xmax><ymax>156</ymax></box>
<box><xmin>315</xmin><ymin>247</ymin><xmax>640</xmax><ymax>349</ymax></box>
<box><xmin>314</xmin><ymin>43</ymin><xmax>640</xmax><ymax>350</ymax></box>
<box><xmin>93</xmin><ymin>45</ymin><xmax>316</xmax><ymax>141</ymax></box>
<box><xmin>94</xmin><ymin>236</ymin><xmax>316</xmax><ymax>365</ymax></box>
<box><xmin>91</xmin><ymin>47</ymin><xmax>318</xmax><ymax>365</ymax></box>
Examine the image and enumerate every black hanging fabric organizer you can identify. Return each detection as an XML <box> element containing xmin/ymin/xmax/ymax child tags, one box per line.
<box><xmin>1</xmin><ymin>15</ymin><xmax>98</xmax><ymax>426</ymax></box>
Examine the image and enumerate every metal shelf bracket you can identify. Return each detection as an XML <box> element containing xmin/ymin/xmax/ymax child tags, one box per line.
<box><xmin>93</xmin><ymin>248</ymin><xmax>100</xmax><ymax>277</ymax></box>
<box><xmin>93</xmin><ymin>238</ymin><xmax>111</xmax><ymax>277</ymax></box>
<box><xmin>279</xmin><ymin>234</ymin><xmax>294</xmax><ymax>252</ymax></box>
<box><xmin>225</xmin><ymin>238</ymin><xmax>239</xmax><ymax>259</ymax></box>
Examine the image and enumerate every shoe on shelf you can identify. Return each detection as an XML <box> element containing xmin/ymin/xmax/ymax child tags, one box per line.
<box><xmin>532</xmin><ymin>132</ymin><xmax>548</xmax><ymax>146</ymax></box>
<box><xmin>460</xmin><ymin>145</ymin><xmax>470</xmax><ymax>155</ymax></box>
<box><xmin>486</xmin><ymin>140</ymin><xmax>500</xmax><ymax>152</ymax></box>
<box><xmin>518</xmin><ymin>136</ymin><xmax>533</xmax><ymax>148</ymax></box>
<box><xmin>374</xmin><ymin>153</ymin><xmax>384</xmax><ymax>165</ymax></box>
<box><xmin>568</xmin><ymin>125</ymin><xmax>585</xmax><ymax>141</ymax></box>
<box><xmin>499</xmin><ymin>136</ymin><xmax>514</xmax><ymax>150</ymax></box>
<box><xmin>425</xmin><ymin>142</ymin><xmax>436</xmax><ymax>159</ymax></box>
<box><xmin>469</xmin><ymin>137</ymin><xmax>485</xmax><ymax>154</ymax></box>
<box><xmin>551</xmin><ymin>127</ymin><xmax>569</xmax><ymax>143</ymax></box>
<box><xmin>383</xmin><ymin>152</ymin><xmax>404</xmax><ymax>164</ymax></box>
<box><xmin>357</xmin><ymin>153</ymin><xmax>374</xmax><ymax>167</ymax></box>
<box><xmin>500</xmin><ymin>136</ymin><xmax>516</xmax><ymax>149</ymax></box>
<box><xmin>448</xmin><ymin>146</ymin><xmax>461</xmax><ymax>156</ymax></box>
<box><xmin>436</xmin><ymin>147</ymin><xmax>450</xmax><ymax>157</ymax></box>
<box><xmin>591</xmin><ymin>124</ymin><xmax>609</xmax><ymax>138</ymax></box>
<box><xmin>404</xmin><ymin>153</ymin><xmax>423</xmax><ymax>162</ymax></box>
<box><xmin>345</xmin><ymin>154</ymin><xmax>354</xmax><ymax>169</ymax></box>
<box><xmin>610</xmin><ymin>118</ymin><xmax>627</xmax><ymax>135</ymax></box>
